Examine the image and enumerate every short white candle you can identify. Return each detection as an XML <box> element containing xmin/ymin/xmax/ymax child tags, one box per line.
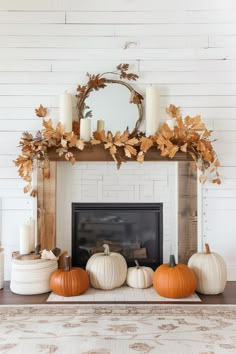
<box><xmin>145</xmin><ymin>86</ymin><xmax>160</xmax><ymax>136</ymax></box>
<box><xmin>80</xmin><ymin>119</ymin><xmax>91</xmax><ymax>141</ymax></box>
<box><xmin>19</xmin><ymin>224</ymin><xmax>31</xmax><ymax>255</ymax></box>
<box><xmin>59</xmin><ymin>92</ymin><xmax>72</xmax><ymax>132</ymax></box>
<box><xmin>97</xmin><ymin>119</ymin><xmax>104</xmax><ymax>132</ymax></box>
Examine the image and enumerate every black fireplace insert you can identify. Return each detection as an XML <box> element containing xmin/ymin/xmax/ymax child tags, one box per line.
<box><xmin>72</xmin><ymin>203</ymin><xmax>163</xmax><ymax>269</ymax></box>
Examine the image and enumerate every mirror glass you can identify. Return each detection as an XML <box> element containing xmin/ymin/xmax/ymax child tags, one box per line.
<box><xmin>85</xmin><ymin>83</ymin><xmax>139</xmax><ymax>133</ymax></box>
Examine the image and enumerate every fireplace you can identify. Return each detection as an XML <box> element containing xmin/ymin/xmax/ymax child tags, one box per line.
<box><xmin>72</xmin><ymin>203</ymin><xmax>163</xmax><ymax>269</ymax></box>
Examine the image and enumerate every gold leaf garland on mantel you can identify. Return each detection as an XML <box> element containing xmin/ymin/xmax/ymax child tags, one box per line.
<box><xmin>14</xmin><ymin>103</ymin><xmax>221</xmax><ymax>195</ymax></box>
<box><xmin>14</xmin><ymin>64</ymin><xmax>221</xmax><ymax>194</ymax></box>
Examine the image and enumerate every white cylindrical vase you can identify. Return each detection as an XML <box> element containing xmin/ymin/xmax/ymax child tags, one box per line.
<box><xmin>0</xmin><ymin>248</ymin><xmax>3</xmax><ymax>289</ymax></box>
<box><xmin>59</xmin><ymin>92</ymin><xmax>73</xmax><ymax>132</ymax></box>
<box><xmin>145</xmin><ymin>86</ymin><xmax>160</xmax><ymax>136</ymax></box>
<box><xmin>80</xmin><ymin>119</ymin><xmax>91</xmax><ymax>141</ymax></box>
<box><xmin>19</xmin><ymin>224</ymin><xmax>31</xmax><ymax>255</ymax></box>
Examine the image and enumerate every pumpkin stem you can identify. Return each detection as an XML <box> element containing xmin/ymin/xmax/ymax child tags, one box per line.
<box><xmin>65</xmin><ymin>256</ymin><xmax>71</xmax><ymax>271</ymax></box>
<box><xmin>103</xmin><ymin>243</ymin><xmax>110</xmax><ymax>256</ymax></box>
<box><xmin>134</xmin><ymin>259</ymin><xmax>140</xmax><ymax>268</ymax></box>
<box><xmin>169</xmin><ymin>254</ymin><xmax>176</xmax><ymax>267</ymax></box>
<box><xmin>205</xmin><ymin>243</ymin><xmax>211</xmax><ymax>254</ymax></box>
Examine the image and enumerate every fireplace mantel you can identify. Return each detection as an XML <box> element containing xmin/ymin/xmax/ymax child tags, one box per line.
<box><xmin>45</xmin><ymin>145</ymin><xmax>193</xmax><ymax>162</ymax></box>
<box><xmin>37</xmin><ymin>147</ymin><xmax>194</xmax><ymax>252</ymax></box>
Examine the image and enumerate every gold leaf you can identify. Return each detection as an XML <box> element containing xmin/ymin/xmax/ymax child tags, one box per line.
<box><xmin>212</xmin><ymin>178</ymin><xmax>221</xmax><ymax>185</ymax></box>
<box><xmin>24</xmin><ymin>184</ymin><xmax>31</xmax><ymax>193</ymax></box>
<box><xmin>109</xmin><ymin>145</ymin><xmax>117</xmax><ymax>156</ymax></box>
<box><xmin>126</xmin><ymin>137</ymin><xmax>139</xmax><ymax>146</ymax></box>
<box><xmin>140</xmin><ymin>136</ymin><xmax>153</xmax><ymax>152</ymax></box>
<box><xmin>180</xmin><ymin>143</ymin><xmax>187</xmax><ymax>152</ymax></box>
<box><xmin>166</xmin><ymin>104</ymin><xmax>181</xmax><ymax>118</ymax></box>
<box><xmin>137</xmin><ymin>151</ymin><xmax>145</xmax><ymax>163</ymax></box>
<box><xmin>76</xmin><ymin>139</ymin><xmax>84</xmax><ymax>150</ymax></box>
<box><xmin>35</xmin><ymin>104</ymin><xmax>47</xmax><ymax>118</ymax></box>
<box><xmin>91</xmin><ymin>138</ymin><xmax>101</xmax><ymax>145</ymax></box>
<box><xmin>124</xmin><ymin>145</ymin><xmax>137</xmax><ymax>158</ymax></box>
<box><xmin>199</xmin><ymin>175</ymin><xmax>207</xmax><ymax>183</ymax></box>
<box><xmin>30</xmin><ymin>189</ymin><xmax>37</xmax><ymax>197</ymax></box>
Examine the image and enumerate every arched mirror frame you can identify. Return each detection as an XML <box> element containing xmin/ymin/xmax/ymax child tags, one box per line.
<box><xmin>75</xmin><ymin>65</ymin><xmax>144</xmax><ymax>138</ymax></box>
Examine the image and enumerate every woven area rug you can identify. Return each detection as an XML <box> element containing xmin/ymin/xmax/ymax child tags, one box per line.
<box><xmin>0</xmin><ymin>304</ymin><xmax>235</xmax><ymax>354</ymax></box>
<box><xmin>47</xmin><ymin>285</ymin><xmax>201</xmax><ymax>302</ymax></box>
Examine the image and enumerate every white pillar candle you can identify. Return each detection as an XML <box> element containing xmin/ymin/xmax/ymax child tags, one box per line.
<box><xmin>19</xmin><ymin>224</ymin><xmax>31</xmax><ymax>255</ymax></box>
<box><xmin>145</xmin><ymin>86</ymin><xmax>160</xmax><ymax>136</ymax></box>
<box><xmin>97</xmin><ymin>119</ymin><xmax>104</xmax><ymax>132</ymax></box>
<box><xmin>80</xmin><ymin>119</ymin><xmax>91</xmax><ymax>141</ymax></box>
<box><xmin>28</xmin><ymin>218</ymin><xmax>35</xmax><ymax>252</ymax></box>
<box><xmin>59</xmin><ymin>92</ymin><xmax>72</xmax><ymax>132</ymax></box>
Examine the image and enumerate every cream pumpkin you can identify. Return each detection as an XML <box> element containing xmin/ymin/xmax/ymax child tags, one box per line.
<box><xmin>188</xmin><ymin>243</ymin><xmax>227</xmax><ymax>295</ymax></box>
<box><xmin>86</xmin><ymin>244</ymin><xmax>127</xmax><ymax>290</ymax></box>
<box><xmin>126</xmin><ymin>260</ymin><xmax>154</xmax><ymax>289</ymax></box>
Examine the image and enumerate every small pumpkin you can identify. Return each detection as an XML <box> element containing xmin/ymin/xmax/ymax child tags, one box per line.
<box><xmin>86</xmin><ymin>244</ymin><xmax>127</xmax><ymax>290</ymax></box>
<box><xmin>153</xmin><ymin>255</ymin><xmax>197</xmax><ymax>298</ymax></box>
<box><xmin>50</xmin><ymin>256</ymin><xmax>89</xmax><ymax>297</ymax></box>
<box><xmin>126</xmin><ymin>260</ymin><xmax>154</xmax><ymax>289</ymax></box>
<box><xmin>188</xmin><ymin>243</ymin><xmax>227</xmax><ymax>295</ymax></box>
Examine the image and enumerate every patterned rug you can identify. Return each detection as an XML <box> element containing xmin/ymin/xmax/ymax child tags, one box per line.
<box><xmin>0</xmin><ymin>304</ymin><xmax>235</xmax><ymax>354</ymax></box>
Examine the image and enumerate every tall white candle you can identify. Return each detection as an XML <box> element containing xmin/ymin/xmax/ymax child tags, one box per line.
<box><xmin>59</xmin><ymin>92</ymin><xmax>72</xmax><ymax>132</ymax></box>
<box><xmin>145</xmin><ymin>86</ymin><xmax>160</xmax><ymax>136</ymax></box>
<box><xmin>19</xmin><ymin>224</ymin><xmax>31</xmax><ymax>255</ymax></box>
<box><xmin>80</xmin><ymin>119</ymin><xmax>91</xmax><ymax>141</ymax></box>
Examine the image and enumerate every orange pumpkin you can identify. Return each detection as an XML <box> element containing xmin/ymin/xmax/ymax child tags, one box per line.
<box><xmin>153</xmin><ymin>255</ymin><xmax>197</xmax><ymax>298</ymax></box>
<box><xmin>50</xmin><ymin>256</ymin><xmax>89</xmax><ymax>297</ymax></box>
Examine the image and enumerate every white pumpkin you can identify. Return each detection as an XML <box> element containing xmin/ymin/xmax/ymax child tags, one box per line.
<box><xmin>86</xmin><ymin>244</ymin><xmax>127</xmax><ymax>290</ymax></box>
<box><xmin>188</xmin><ymin>243</ymin><xmax>227</xmax><ymax>295</ymax></box>
<box><xmin>126</xmin><ymin>260</ymin><xmax>154</xmax><ymax>289</ymax></box>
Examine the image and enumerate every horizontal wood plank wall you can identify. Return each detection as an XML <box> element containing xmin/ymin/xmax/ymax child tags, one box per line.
<box><xmin>0</xmin><ymin>0</ymin><xmax>236</xmax><ymax>280</ymax></box>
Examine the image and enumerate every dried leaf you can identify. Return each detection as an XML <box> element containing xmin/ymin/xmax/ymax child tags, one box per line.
<box><xmin>140</xmin><ymin>136</ymin><xmax>153</xmax><ymax>152</ymax></box>
<box><xmin>109</xmin><ymin>145</ymin><xmax>117</xmax><ymax>156</ymax></box>
<box><xmin>56</xmin><ymin>147</ymin><xmax>67</xmax><ymax>157</ymax></box>
<box><xmin>166</xmin><ymin>104</ymin><xmax>181</xmax><ymax>118</ymax></box>
<box><xmin>76</xmin><ymin>139</ymin><xmax>84</xmax><ymax>150</ymax></box>
<box><xmin>137</xmin><ymin>151</ymin><xmax>145</xmax><ymax>163</ymax></box>
<box><xmin>30</xmin><ymin>189</ymin><xmax>37</xmax><ymax>197</ymax></box>
<box><xmin>180</xmin><ymin>143</ymin><xmax>187</xmax><ymax>152</ymax></box>
<box><xmin>212</xmin><ymin>178</ymin><xmax>221</xmax><ymax>185</ymax></box>
<box><xmin>199</xmin><ymin>175</ymin><xmax>207</xmax><ymax>183</ymax></box>
<box><xmin>124</xmin><ymin>145</ymin><xmax>137</xmax><ymax>158</ymax></box>
<box><xmin>35</xmin><ymin>104</ymin><xmax>47</xmax><ymax>118</ymax></box>
<box><xmin>24</xmin><ymin>184</ymin><xmax>31</xmax><ymax>193</ymax></box>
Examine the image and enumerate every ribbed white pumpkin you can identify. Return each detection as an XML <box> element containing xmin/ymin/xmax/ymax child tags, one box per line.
<box><xmin>188</xmin><ymin>243</ymin><xmax>227</xmax><ymax>295</ymax></box>
<box><xmin>126</xmin><ymin>260</ymin><xmax>154</xmax><ymax>289</ymax></box>
<box><xmin>86</xmin><ymin>244</ymin><xmax>127</xmax><ymax>290</ymax></box>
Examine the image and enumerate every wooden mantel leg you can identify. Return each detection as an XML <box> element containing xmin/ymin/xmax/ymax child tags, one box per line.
<box><xmin>37</xmin><ymin>161</ymin><xmax>56</xmax><ymax>250</ymax></box>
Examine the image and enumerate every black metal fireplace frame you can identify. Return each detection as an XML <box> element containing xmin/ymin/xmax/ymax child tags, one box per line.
<box><xmin>72</xmin><ymin>202</ymin><xmax>163</xmax><ymax>269</ymax></box>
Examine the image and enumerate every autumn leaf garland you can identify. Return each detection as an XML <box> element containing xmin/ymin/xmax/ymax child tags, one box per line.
<box><xmin>14</xmin><ymin>103</ymin><xmax>221</xmax><ymax>194</ymax></box>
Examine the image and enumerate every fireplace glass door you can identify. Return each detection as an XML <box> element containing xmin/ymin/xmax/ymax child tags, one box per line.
<box><xmin>72</xmin><ymin>203</ymin><xmax>163</xmax><ymax>269</ymax></box>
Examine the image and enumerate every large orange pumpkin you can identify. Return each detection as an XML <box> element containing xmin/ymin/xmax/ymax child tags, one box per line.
<box><xmin>50</xmin><ymin>256</ymin><xmax>89</xmax><ymax>297</ymax></box>
<box><xmin>153</xmin><ymin>255</ymin><xmax>197</xmax><ymax>298</ymax></box>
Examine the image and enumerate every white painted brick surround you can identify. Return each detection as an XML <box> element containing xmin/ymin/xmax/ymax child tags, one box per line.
<box><xmin>56</xmin><ymin>161</ymin><xmax>178</xmax><ymax>264</ymax></box>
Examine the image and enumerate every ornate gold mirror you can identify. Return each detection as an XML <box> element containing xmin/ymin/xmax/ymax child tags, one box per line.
<box><xmin>75</xmin><ymin>64</ymin><xmax>144</xmax><ymax>137</ymax></box>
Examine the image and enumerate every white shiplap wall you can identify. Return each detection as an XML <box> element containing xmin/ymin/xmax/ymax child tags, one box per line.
<box><xmin>0</xmin><ymin>0</ymin><xmax>236</xmax><ymax>280</ymax></box>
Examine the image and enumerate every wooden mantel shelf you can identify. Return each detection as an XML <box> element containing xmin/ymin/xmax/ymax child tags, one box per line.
<box><xmin>46</xmin><ymin>144</ymin><xmax>193</xmax><ymax>162</ymax></box>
